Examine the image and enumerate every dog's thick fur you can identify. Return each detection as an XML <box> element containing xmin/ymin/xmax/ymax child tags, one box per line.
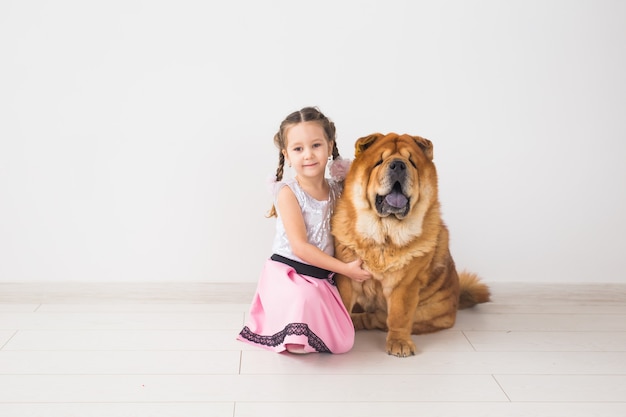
<box><xmin>331</xmin><ymin>133</ymin><xmax>490</xmax><ymax>357</ymax></box>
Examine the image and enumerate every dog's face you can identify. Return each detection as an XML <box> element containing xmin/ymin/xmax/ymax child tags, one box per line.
<box><xmin>342</xmin><ymin>133</ymin><xmax>438</xmax><ymax>245</ymax></box>
<box><xmin>348</xmin><ymin>133</ymin><xmax>436</xmax><ymax>219</ymax></box>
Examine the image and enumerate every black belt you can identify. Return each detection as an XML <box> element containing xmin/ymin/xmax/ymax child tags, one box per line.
<box><xmin>270</xmin><ymin>254</ymin><xmax>334</xmax><ymax>280</ymax></box>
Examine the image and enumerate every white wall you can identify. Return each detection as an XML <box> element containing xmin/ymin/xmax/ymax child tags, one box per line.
<box><xmin>1</xmin><ymin>0</ymin><xmax>624</xmax><ymax>283</ymax></box>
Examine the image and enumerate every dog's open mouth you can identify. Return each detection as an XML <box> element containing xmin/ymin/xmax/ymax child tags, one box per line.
<box><xmin>375</xmin><ymin>182</ymin><xmax>410</xmax><ymax>218</ymax></box>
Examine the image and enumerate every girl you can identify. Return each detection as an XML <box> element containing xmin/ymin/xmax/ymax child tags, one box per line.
<box><xmin>237</xmin><ymin>106</ymin><xmax>371</xmax><ymax>354</ymax></box>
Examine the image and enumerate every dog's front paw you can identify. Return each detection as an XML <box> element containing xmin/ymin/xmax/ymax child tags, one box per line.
<box><xmin>386</xmin><ymin>337</ymin><xmax>416</xmax><ymax>357</ymax></box>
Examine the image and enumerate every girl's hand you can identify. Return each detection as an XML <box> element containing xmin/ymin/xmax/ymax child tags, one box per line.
<box><xmin>345</xmin><ymin>259</ymin><xmax>372</xmax><ymax>283</ymax></box>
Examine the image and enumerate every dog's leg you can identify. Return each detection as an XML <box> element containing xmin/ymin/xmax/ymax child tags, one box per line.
<box><xmin>384</xmin><ymin>281</ymin><xmax>421</xmax><ymax>357</ymax></box>
<box><xmin>337</xmin><ymin>278</ymin><xmax>387</xmax><ymax>331</ymax></box>
<box><xmin>345</xmin><ymin>279</ymin><xmax>388</xmax><ymax>330</ymax></box>
<box><xmin>411</xmin><ymin>265</ymin><xmax>461</xmax><ymax>334</ymax></box>
<box><xmin>335</xmin><ymin>274</ymin><xmax>356</xmax><ymax>314</ymax></box>
<box><xmin>411</xmin><ymin>305</ymin><xmax>457</xmax><ymax>334</ymax></box>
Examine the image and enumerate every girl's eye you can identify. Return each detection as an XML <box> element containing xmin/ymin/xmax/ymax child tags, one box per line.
<box><xmin>293</xmin><ymin>147</ymin><xmax>302</xmax><ymax>152</ymax></box>
<box><xmin>313</xmin><ymin>143</ymin><xmax>322</xmax><ymax>148</ymax></box>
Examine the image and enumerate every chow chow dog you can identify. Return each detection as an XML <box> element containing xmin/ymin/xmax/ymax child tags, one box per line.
<box><xmin>331</xmin><ymin>133</ymin><xmax>490</xmax><ymax>357</ymax></box>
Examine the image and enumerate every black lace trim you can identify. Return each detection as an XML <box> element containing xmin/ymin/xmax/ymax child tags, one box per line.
<box><xmin>239</xmin><ymin>323</ymin><xmax>331</xmax><ymax>353</ymax></box>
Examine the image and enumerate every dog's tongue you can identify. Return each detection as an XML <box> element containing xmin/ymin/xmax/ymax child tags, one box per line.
<box><xmin>385</xmin><ymin>191</ymin><xmax>408</xmax><ymax>208</ymax></box>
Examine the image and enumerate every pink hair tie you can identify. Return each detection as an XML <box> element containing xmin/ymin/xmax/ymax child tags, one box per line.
<box><xmin>328</xmin><ymin>156</ymin><xmax>351</xmax><ymax>181</ymax></box>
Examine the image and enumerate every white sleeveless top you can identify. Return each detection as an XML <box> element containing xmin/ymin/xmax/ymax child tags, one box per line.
<box><xmin>271</xmin><ymin>178</ymin><xmax>342</xmax><ymax>264</ymax></box>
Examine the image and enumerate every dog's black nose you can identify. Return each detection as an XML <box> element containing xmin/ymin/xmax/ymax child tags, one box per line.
<box><xmin>388</xmin><ymin>159</ymin><xmax>407</xmax><ymax>183</ymax></box>
<box><xmin>389</xmin><ymin>160</ymin><xmax>406</xmax><ymax>172</ymax></box>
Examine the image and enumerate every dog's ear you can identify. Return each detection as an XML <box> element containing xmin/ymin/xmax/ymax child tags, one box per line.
<box><xmin>355</xmin><ymin>133</ymin><xmax>383</xmax><ymax>157</ymax></box>
<box><xmin>412</xmin><ymin>135</ymin><xmax>433</xmax><ymax>161</ymax></box>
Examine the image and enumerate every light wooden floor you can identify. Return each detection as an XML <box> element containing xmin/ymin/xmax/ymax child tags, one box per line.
<box><xmin>1</xmin><ymin>282</ymin><xmax>625</xmax><ymax>416</ymax></box>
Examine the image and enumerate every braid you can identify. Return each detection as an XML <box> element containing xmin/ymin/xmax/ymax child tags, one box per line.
<box><xmin>267</xmin><ymin>205</ymin><xmax>278</xmax><ymax>218</ymax></box>
<box><xmin>267</xmin><ymin>135</ymin><xmax>286</xmax><ymax>218</ymax></box>
<box><xmin>331</xmin><ymin>140</ymin><xmax>340</xmax><ymax>160</ymax></box>
<box><xmin>275</xmin><ymin>150</ymin><xmax>285</xmax><ymax>182</ymax></box>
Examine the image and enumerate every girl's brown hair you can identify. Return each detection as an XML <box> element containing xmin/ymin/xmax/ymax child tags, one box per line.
<box><xmin>267</xmin><ymin>106</ymin><xmax>340</xmax><ymax>217</ymax></box>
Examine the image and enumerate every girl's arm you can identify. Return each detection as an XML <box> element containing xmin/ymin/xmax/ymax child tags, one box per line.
<box><xmin>277</xmin><ymin>186</ymin><xmax>371</xmax><ymax>282</ymax></box>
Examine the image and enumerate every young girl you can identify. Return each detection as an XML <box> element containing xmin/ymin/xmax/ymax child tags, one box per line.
<box><xmin>237</xmin><ymin>106</ymin><xmax>371</xmax><ymax>354</ymax></box>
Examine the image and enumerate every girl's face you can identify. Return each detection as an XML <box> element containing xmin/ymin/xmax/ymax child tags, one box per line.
<box><xmin>282</xmin><ymin>121</ymin><xmax>332</xmax><ymax>179</ymax></box>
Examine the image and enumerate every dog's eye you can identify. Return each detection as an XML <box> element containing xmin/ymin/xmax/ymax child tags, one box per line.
<box><xmin>408</xmin><ymin>158</ymin><xmax>417</xmax><ymax>169</ymax></box>
<box><xmin>375</xmin><ymin>159</ymin><xmax>383</xmax><ymax>167</ymax></box>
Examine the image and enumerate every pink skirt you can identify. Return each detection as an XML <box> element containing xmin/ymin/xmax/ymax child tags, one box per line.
<box><xmin>237</xmin><ymin>259</ymin><xmax>354</xmax><ymax>354</ymax></box>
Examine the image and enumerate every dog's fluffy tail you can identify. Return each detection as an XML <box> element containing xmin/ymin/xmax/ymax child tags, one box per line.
<box><xmin>458</xmin><ymin>271</ymin><xmax>491</xmax><ymax>309</ymax></box>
